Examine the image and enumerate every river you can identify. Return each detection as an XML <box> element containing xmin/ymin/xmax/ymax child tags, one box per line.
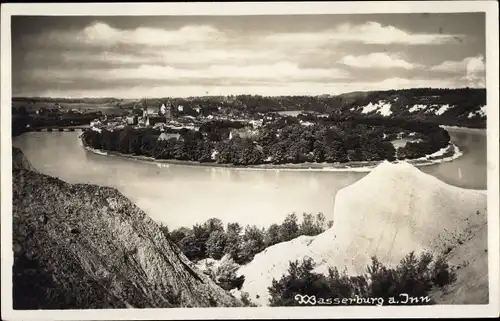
<box><xmin>12</xmin><ymin>127</ymin><xmax>486</xmax><ymax>229</ymax></box>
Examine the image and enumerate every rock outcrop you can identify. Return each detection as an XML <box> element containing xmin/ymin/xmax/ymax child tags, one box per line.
<box><xmin>12</xmin><ymin>146</ymin><xmax>35</xmax><ymax>171</ymax></box>
<box><xmin>12</xmin><ymin>147</ymin><xmax>241</xmax><ymax>309</ymax></box>
<box><xmin>238</xmin><ymin>161</ymin><xmax>488</xmax><ymax>306</ymax></box>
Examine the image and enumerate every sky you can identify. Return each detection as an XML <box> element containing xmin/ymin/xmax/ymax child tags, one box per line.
<box><xmin>11</xmin><ymin>13</ymin><xmax>486</xmax><ymax>98</ymax></box>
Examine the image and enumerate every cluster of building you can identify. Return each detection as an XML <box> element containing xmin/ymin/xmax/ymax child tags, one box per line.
<box><xmin>123</xmin><ymin>101</ymin><xmax>195</xmax><ymax>126</ymax></box>
<box><xmin>90</xmin><ymin>100</ymin><xmax>317</xmax><ymax>143</ymax></box>
<box><xmin>89</xmin><ymin>100</ymin><xmax>204</xmax><ymax>135</ymax></box>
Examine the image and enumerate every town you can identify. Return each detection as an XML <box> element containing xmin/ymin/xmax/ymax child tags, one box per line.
<box><xmin>89</xmin><ymin>99</ymin><xmax>273</xmax><ymax>138</ymax></box>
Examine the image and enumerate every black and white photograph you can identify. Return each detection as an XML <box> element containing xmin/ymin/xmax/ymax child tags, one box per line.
<box><xmin>1</xmin><ymin>1</ymin><xmax>499</xmax><ymax>320</ymax></box>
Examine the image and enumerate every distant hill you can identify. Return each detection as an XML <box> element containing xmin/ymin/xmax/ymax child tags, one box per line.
<box><xmin>334</xmin><ymin>88</ymin><xmax>486</xmax><ymax>128</ymax></box>
<box><xmin>12</xmin><ymin>87</ymin><xmax>487</xmax><ymax>128</ymax></box>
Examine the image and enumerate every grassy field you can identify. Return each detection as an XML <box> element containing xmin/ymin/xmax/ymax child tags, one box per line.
<box><xmin>12</xmin><ymin>100</ymin><xmax>135</xmax><ymax>115</ymax></box>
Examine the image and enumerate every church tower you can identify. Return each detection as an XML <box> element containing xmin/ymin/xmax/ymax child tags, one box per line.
<box><xmin>164</xmin><ymin>100</ymin><xmax>173</xmax><ymax>120</ymax></box>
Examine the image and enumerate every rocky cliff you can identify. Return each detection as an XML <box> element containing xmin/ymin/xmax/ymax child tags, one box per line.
<box><xmin>12</xmin><ymin>147</ymin><xmax>241</xmax><ymax>309</ymax></box>
<box><xmin>12</xmin><ymin>146</ymin><xmax>35</xmax><ymax>171</ymax></box>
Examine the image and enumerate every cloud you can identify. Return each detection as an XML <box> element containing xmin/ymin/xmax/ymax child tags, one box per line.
<box><xmin>24</xmin><ymin>20</ymin><xmax>464</xmax><ymax>51</ymax></box>
<box><xmin>26</xmin><ymin>62</ymin><xmax>351</xmax><ymax>84</ymax></box>
<box><xmin>83</xmin><ymin>22</ymin><xmax>223</xmax><ymax>46</ymax></box>
<box><xmin>465</xmin><ymin>55</ymin><xmax>486</xmax><ymax>73</ymax></box>
<box><xmin>264</xmin><ymin>21</ymin><xmax>464</xmax><ymax>45</ymax></box>
<box><xmin>25</xmin><ymin>22</ymin><xmax>225</xmax><ymax>48</ymax></box>
<box><xmin>430</xmin><ymin>55</ymin><xmax>485</xmax><ymax>87</ymax></box>
<box><xmin>16</xmin><ymin>74</ymin><xmax>478</xmax><ymax>99</ymax></box>
<box><xmin>338</xmin><ymin>53</ymin><xmax>419</xmax><ymax>69</ymax></box>
<box><xmin>56</xmin><ymin>48</ymin><xmax>288</xmax><ymax>66</ymax></box>
<box><xmin>431</xmin><ymin>55</ymin><xmax>485</xmax><ymax>72</ymax></box>
<box><xmin>14</xmin><ymin>18</ymin><xmax>483</xmax><ymax>98</ymax></box>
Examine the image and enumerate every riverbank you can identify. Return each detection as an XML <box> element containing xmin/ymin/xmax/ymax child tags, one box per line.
<box><xmin>441</xmin><ymin>125</ymin><xmax>487</xmax><ymax>135</ymax></box>
<box><xmin>80</xmin><ymin>135</ymin><xmax>464</xmax><ymax>172</ymax></box>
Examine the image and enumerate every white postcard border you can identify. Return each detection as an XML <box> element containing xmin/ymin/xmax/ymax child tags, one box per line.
<box><xmin>1</xmin><ymin>1</ymin><xmax>498</xmax><ymax>319</ymax></box>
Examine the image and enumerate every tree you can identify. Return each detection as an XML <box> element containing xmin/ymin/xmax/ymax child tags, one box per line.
<box><xmin>140</xmin><ymin>134</ymin><xmax>158</xmax><ymax>157</ymax></box>
<box><xmin>314</xmin><ymin>213</ymin><xmax>328</xmax><ymax>232</ymax></box>
<box><xmin>224</xmin><ymin>222</ymin><xmax>242</xmax><ymax>261</ymax></box>
<box><xmin>203</xmin><ymin>218</ymin><xmax>225</xmax><ymax>235</ymax></box>
<box><xmin>227</xmin><ymin>222</ymin><xmax>242</xmax><ymax>236</ymax></box>
<box><xmin>178</xmin><ymin>222</ymin><xmax>215</xmax><ymax>261</ymax></box>
<box><xmin>117</xmin><ymin>127</ymin><xmax>135</xmax><ymax>154</ymax></box>
<box><xmin>299</xmin><ymin>213</ymin><xmax>318</xmax><ymax>236</ymax></box>
<box><xmin>238</xmin><ymin>239</ymin><xmax>262</xmax><ymax>265</ymax></box>
<box><xmin>279</xmin><ymin>213</ymin><xmax>299</xmax><ymax>242</ymax></box>
<box><xmin>265</xmin><ymin>224</ymin><xmax>281</xmax><ymax>247</ymax></box>
<box><xmin>206</xmin><ymin>230</ymin><xmax>228</xmax><ymax>260</ymax></box>
<box><xmin>197</xmin><ymin>140</ymin><xmax>214</xmax><ymax>162</ymax></box>
<box><xmin>178</xmin><ymin>235</ymin><xmax>204</xmax><ymax>262</ymax></box>
<box><xmin>237</xmin><ymin>225</ymin><xmax>266</xmax><ymax>264</ymax></box>
<box><xmin>168</xmin><ymin>227</ymin><xmax>191</xmax><ymax>245</ymax></box>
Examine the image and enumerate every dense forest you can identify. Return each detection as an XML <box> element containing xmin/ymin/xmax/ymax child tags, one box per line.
<box><xmin>161</xmin><ymin>213</ymin><xmax>332</xmax><ymax>266</ymax></box>
<box><xmin>81</xmin><ymin>115</ymin><xmax>451</xmax><ymax>166</ymax></box>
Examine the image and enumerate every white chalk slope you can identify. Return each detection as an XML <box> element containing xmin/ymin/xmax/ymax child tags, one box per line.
<box><xmin>361</xmin><ymin>101</ymin><xmax>393</xmax><ymax>116</ymax></box>
<box><xmin>238</xmin><ymin>161</ymin><xmax>487</xmax><ymax>306</ymax></box>
<box><xmin>355</xmin><ymin>100</ymin><xmax>487</xmax><ymax>118</ymax></box>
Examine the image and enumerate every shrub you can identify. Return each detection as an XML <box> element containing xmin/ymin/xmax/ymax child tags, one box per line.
<box><xmin>159</xmin><ymin>223</ymin><xmax>170</xmax><ymax>239</ymax></box>
<box><xmin>178</xmin><ymin>235</ymin><xmax>205</xmax><ymax>262</ymax></box>
<box><xmin>268</xmin><ymin>251</ymin><xmax>457</xmax><ymax>306</ymax></box>
<box><xmin>168</xmin><ymin>227</ymin><xmax>191</xmax><ymax>245</ymax></box>
<box><xmin>240</xmin><ymin>291</ymin><xmax>258</xmax><ymax>307</ymax></box>
<box><xmin>214</xmin><ymin>256</ymin><xmax>245</xmax><ymax>291</ymax></box>
<box><xmin>268</xmin><ymin>257</ymin><xmax>331</xmax><ymax>306</ymax></box>
<box><xmin>431</xmin><ymin>255</ymin><xmax>457</xmax><ymax>287</ymax></box>
<box><xmin>197</xmin><ymin>255</ymin><xmax>244</xmax><ymax>291</ymax></box>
